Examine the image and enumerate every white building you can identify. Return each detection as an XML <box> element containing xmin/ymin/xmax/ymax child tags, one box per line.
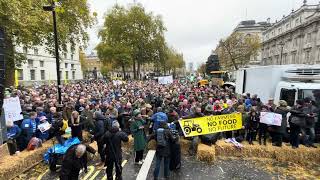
<box><xmin>233</xmin><ymin>20</ymin><xmax>272</xmax><ymax>65</ymax></box>
<box><xmin>262</xmin><ymin>1</ymin><xmax>320</xmax><ymax>65</ymax></box>
<box><xmin>16</xmin><ymin>44</ymin><xmax>83</xmax><ymax>85</ymax></box>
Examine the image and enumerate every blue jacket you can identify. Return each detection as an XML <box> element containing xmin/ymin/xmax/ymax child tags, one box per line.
<box><xmin>21</xmin><ymin>118</ymin><xmax>38</xmax><ymax>140</ymax></box>
<box><xmin>151</xmin><ymin>112</ymin><xmax>168</xmax><ymax>131</ymax></box>
<box><xmin>7</xmin><ymin>125</ymin><xmax>21</xmax><ymax>139</ymax></box>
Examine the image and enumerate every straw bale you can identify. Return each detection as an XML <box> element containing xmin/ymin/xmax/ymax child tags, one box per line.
<box><xmin>147</xmin><ymin>140</ymin><xmax>156</xmax><ymax>150</ymax></box>
<box><xmin>180</xmin><ymin>138</ymin><xmax>191</xmax><ymax>155</ymax></box>
<box><xmin>0</xmin><ymin>140</ymin><xmax>52</xmax><ymax>180</ymax></box>
<box><xmin>214</xmin><ymin>140</ymin><xmax>320</xmax><ymax>166</ymax></box>
<box><xmin>0</xmin><ymin>143</ymin><xmax>10</xmax><ymax>157</ymax></box>
<box><xmin>196</xmin><ymin>143</ymin><xmax>216</xmax><ymax>163</ymax></box>
<box><xmin>122</xmin><ymin>135</ymin><xmax>134</xmax><ymax>152</ymax></box>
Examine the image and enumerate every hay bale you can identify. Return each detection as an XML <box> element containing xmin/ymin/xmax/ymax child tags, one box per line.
<box><xmin>274</xmin><ymin>145</ymin><xmax>320</xmax><ymax>166</ymax></box>
<box><xmin>215</xmin><ymin>140</ymin><xmax>274</xmax><ymax>159</ymax></box>
<box><xmin>180</xmin><ymin>138</ymin><xmax>191</xmax><ymax>155</ymax></box>
<box><xmin>0</xmin><ymin>143</ymin><xmax>9</xmax><ymax>157</ymax></box>
<box><xmin>0</xmin><ymin>140</ymin><xmax>52</xmax><ymax>180</ymax></box>
<box><xmin>122</xmin><ymin>135</ymin><xmax>134</xmax><ymax>152</ymax></box>
<box><xmin>196</xmin><ymin>144</ymin><xmax>216</xmax><ymax>163</ymax></box>
<box><xmin>147</xmin><ymin>140</ymin><xmax>156</xmax><ymax>150</ymax></box>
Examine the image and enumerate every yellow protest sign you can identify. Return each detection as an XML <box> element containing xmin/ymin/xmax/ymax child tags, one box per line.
<box><xmin>178</xmin><ymin>113</ymin><xmax>242</xmax><ymax>137</ymax></box>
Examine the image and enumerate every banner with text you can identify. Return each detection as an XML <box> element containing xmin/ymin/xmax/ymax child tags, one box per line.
<box><xmin>178</xmin><ymin>113</ymin><xmax>242</xmax><ymax>137</ymax></box>
<box><xmin>3</xmin><ymin>97</ymin><xmax>23</xmax><ymax>122</ymax></box>
<box><xmin>158</xmin><ymin>76</ymin><xmax>173</xmax><ymax>85</ymax></box>
<box><xmin>260</xmin><ymin>112</ymin><xmax>282</xmax><ymax>126</ymax></box>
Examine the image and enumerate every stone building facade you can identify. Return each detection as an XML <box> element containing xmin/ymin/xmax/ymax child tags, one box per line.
<box><xmin>16</xmin><ymin>44</ymin><xmax>83</xmax><ymax>85</ymax></box>
<box><xmin>262</xmin><ymin>2</ymin><xmax>320</xmax><ymax>65</ymax></box>
<box><xmin>234</xmin><ymin>20</ymin><xmax>271</xmax><ymax>65</ymax></box>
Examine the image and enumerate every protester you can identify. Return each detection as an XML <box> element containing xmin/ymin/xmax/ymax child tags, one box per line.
<box><xmin>149</xmin><ymin>121</ymin><xmax>176</xmax><ymax>180</ymax></box>
<box><xmin>103</xmin><ymin>121</ymin><xmax>129</xmax><ymax>180</ymax></box>
<box><xmin>20</xmin><ymin>111</ymin><xmax>38</xmax><ymax>150</ymax></box>
<box><xmin>302</xmin><ymin>98</ymin><xmax>318</xmax><ymax>148</ymax></box>
<box><xmin>130</xmin><ymin>109</ymin><xmax>147</xmax><ymax>165</ymax></box>
<box><xmin>70</xmin><ymin>111</ymin><xmax>83</xmax><ymax>141</ymax></box>
<box><xmin>289</xmin><ymin>100</ymin><xmax>307</xmax><ymax>149</ymax></box>
<box><xmin>6</xmin><ymin>119</ymin><xmax>21</xmax><ymax>155</ymax></box>
<box><xmin>258</xmin><ymin>106</ymin><xmax>269</xmax><ymax>145</ymax></box>
<box><xmin>246</xmin><ymin>108</ymin><xmax>259</xmax><ymax>145</ymax></box>
<box><xmin>272</xmin><ymin>100</ymin><xmax>289</xmax><ymax>147</ymax></box>
<box><xmin>60</xmin><ymin>144</ymin><xmax>96</xmax><ymax>180</ymax></box>
<box><xmin>92</xmin><ymin>111</ymin><xmax>106</xmax><ymax>166</ymax></box>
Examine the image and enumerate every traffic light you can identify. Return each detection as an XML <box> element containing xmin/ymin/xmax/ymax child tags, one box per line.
<box><xmin>206</xmin><ymin>54</ymin><xmax>220</xmax><ymax>74</ymax></box>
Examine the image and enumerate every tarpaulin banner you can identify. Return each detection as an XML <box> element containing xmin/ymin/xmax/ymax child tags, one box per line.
<box><xmin>178</xmin><ymin>113</ymin><xmax>242</xmax><ymax>137</ymax></box>
<box><xmin>158</xmin><ymin>76</ymin><xmax>173</xmax><ymax>85</ymax></box>
<box><xmin>260</xmin><ymin>112</ymin><xmax>282</xmax><ymax>126</ymax></box>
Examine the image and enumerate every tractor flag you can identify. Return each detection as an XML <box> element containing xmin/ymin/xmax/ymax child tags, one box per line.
<box><xmin>178</xmin><ymin>113</ymin><xmax>242</xmax><ymax>137</ymax></box>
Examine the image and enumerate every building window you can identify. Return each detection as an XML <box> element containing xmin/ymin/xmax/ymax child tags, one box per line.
<box><xmin>71</xmin><ymin>64</ymin><xmax>74</xmax><ymax>69</ymax></box>
<box><xmin>307</xmin><ymin>33</ymin><xmax>311</xmax><ymax>43</ymax></box>
<box><xmin>71</xmin><ymin>54</ymin><xmax>74</xmax><ymax>61</ymax></box>
<box><xmin>30</xmin><ymin>70</ymin><xmax>35</xmax><ymax>80</ymax></box>
<box><xmin>65</xmin><ymin>71</ymin><xmax>69</xmax><ymax>80</ymax></box>
<box><xmin>28</xmin><ymin>59</ymin><xmax>33</xmax><ymax>68</ymax></box>
<box><xmin>72</xmin><ymin>71</ymin><xmax>75</xmax><ymax>80</ymax></box>
<box><xmin>292</xmin><ymin>52</ymin><xmax>297</xmax><ymax>64</ymax></box>
<box><xmin>278</xmin><ymin>28</ymin><xmax>282</xmax><ymax>34</ymax></box>
<box><xmin>40</xmin><ymin>70</ymin><xmax>45</xmax><ymax>80</ymax></box>
<box><xmin>23</xmin><ymin>47</ymin><xmax>28</xmax><ymax>54</ymax></box>
<box><xmin>64</xmin><ymin>53</ymin><xmax>67</xmax><ymax>59</ymax></box>
<box><xmin>59</xmin><ymin>71</ymin><xmax>62</xmax><ymax>78</ymax></box>
<box><xmin>295</xmin><ymin>18</ymin><xmax>300</xmax><ymax>25</ymax></box>
<box><xmin>286</xmin><ymin>23</ymin><xmax>290</xmax><ymax>29</ymax></box>
<box><xmin>65</xmin><ymin>63</ymin><xmax>68</xmax><ymax>68</ymax></box>
<box><xmin>34</xmin><ymin>48</ymin><xmax>38</xmax><ymax>55</ymax></box>
<box><xmin>17</xmin><ymin>69</ymin><xmax>23</xmax><ymax>80</ymax></box>
<box><xmin>305</xmin><ymin>50</ymin><xmax>311</xmax><ymax>62</ymax></box>
<box><xmin>40</xmin><ymin>61</ymin><xmax>44</xmax><ymax>67</ymax></box>
<box><xmin>294</xmin><ymin>38</ymin><xmax>298</xmax><ymax>47</ymax></box>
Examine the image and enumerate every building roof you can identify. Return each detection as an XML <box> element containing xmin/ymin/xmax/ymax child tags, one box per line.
<box><xmin>234</xmin><ymin>20</ymin><xmax>272</xmax><ymax>32</ymax></box>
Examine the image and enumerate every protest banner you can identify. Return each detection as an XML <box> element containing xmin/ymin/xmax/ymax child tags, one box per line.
<box><xmin>3</xmin><ymin>97</ymin><xmax>23</xmax><ymax>122</ymax></box>
<box><xmin>158</xmin><ymin>76</ymin><xmax>173</xmax><ymax>85</ymax></box>
<box><xmin>260</xmin><ymin>112</ymin><xmax>282</xmax><ymax>126</ymax></box>
<box><xmin>38</xmin><ymin>122</ymin><xmax>51</xmax><ymax>133</ymax></box>
<box><xmin>178</xmin><ymin>113</ymin><xmax>242</xmax><ymax>137</ymax></box>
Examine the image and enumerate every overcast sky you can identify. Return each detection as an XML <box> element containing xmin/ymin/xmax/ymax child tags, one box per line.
<box><xmin>86</xmin><ymin>0</ymin><xmax>319</xmax><ymax>68</ymax></box>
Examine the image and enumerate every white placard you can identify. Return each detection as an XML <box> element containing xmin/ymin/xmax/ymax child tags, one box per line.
<box><xmin>260</xmin><ymin>112</ymin><xmax>282</xmax><ymax>126</ymax></box>
<box><xmin>158</xmin><ymin>76</ymin><xmax>173</xmax><ymax>85</ymax></box>
<box><xmin>38</xmin><ymin>121</ymin><xmax>51</xmax><ymax>133</ymax></box>
<box><xmin>3</xmin><ymin>97</ymin><xmax>23</xmax><ymax>122</ymax></box>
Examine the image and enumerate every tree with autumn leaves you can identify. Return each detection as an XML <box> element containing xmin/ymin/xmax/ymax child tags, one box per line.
<box><xmin>0</xmin><ymin>0</ymin><xmax>96</xmax><ymax>86</ymax></box>
<box><xmin>96</xmin><ymin>4</ymin><xmax>185</xmax><ymax>80</ymax></box>
<box><xmin>215</xmin><ymin>32</ymin><xmax>260</xmax><ymax>70</ymax></box>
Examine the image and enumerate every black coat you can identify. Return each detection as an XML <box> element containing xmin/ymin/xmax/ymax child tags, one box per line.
<box><xmin>274</xmin><ymin>106</ymin><xmax>289</xmax><ymax>134</ymax></box>
<box><xmin>103</xmin><ymin>127</ymin><xmax>129</xmax><ymax>161</ymax></box>
<box><xmin>60</xmin><ymin>144</ymin><xmax>96</xmax><ymax>180</ymax></box>
<box><xmin>150</xmin><ymin>128</ymin><xmax>176</xmax><ymax>157</ymax></box>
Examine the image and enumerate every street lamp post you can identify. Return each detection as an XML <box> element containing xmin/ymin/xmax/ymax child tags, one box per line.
<box><xmin>43</xmin><ymin>3</ymin><xmax>62</xmax><ymax>105</ymax></box>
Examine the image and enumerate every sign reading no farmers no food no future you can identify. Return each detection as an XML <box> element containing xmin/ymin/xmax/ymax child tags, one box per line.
<box><xmin>179</xmin><ymin>113</ymin><xmax>243</xmax><ymax>137</ymax></box>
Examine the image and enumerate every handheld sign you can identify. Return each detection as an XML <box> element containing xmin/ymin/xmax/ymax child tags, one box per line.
<box><xmin>38</xmin><ymin>122</ymin><xmax>51</xmax><ymax>133</ymax></box>
<box><xmin>260</xmin><ymin>112</ymin><xmax>282</xmax><ymax>126</ymax></box>
<box><xmin>179</xmin><ymin>113</ymin><xmax>242</xmax><ymax>137</ymax></box>
<box><xmin>3</xmin><ymin>97</ymin><xmax>23</xmax><ymax>122</ymax></box>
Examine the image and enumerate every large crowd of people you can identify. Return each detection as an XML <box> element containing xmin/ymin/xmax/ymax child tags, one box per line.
<box><xmin>3</xmin><ymin>79</ymin><xmax>319</xmax><ymax>179</ymax></box>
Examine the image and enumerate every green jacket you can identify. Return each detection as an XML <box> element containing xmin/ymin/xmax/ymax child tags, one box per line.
<box><xmin>130</xmin><ymin>118</ymin><xmax>147</xmax><ymax>151</ymax></box>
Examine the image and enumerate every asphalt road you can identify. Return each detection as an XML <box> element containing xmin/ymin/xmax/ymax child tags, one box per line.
<box><xmin>15</xmin><ymin>150</ymin><xmax>281</xmax><ymax>180</ymax></box>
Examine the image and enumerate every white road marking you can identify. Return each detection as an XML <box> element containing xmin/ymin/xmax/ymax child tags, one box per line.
<box><xmin>136</xmin><ymin>150</ymin><xmax>156</xmax><ymax>180</ymax></box>
<box><xmin>219</xmin><ymin>166</ymin><xmax>225</xmax><ymax>173</ymax></box>
<box><xmin>82</xmin><ymin>166</ymin><xmax>95</xmax><ymax>180</ymax></box>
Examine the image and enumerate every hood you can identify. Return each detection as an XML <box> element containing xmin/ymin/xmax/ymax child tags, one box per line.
<box><xmin>95</xmin><ymin>112</ymin><xmax>106</xmax><ymax>121</ymax></box>
<box><xmin>110</xmin><ymin>127</ymin><xmax>119</xmax><ymax>133</ymax></box>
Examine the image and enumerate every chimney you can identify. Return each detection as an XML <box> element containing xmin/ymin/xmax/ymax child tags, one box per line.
<box><xmin>303</xmin><ymin>0</ymin><xmax>307</xmax><ymax>6</ymax></box>
<box><xmin>267</xmin><ymin>18</ymin><xmax>271</xmax><ymax>24</ymax></box>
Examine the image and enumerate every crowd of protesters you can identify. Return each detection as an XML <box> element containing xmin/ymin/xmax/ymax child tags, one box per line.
<box><xmin>3</xmin><ymin>79</ymin><xmax>319</xmax><ymax>179</ymax></box>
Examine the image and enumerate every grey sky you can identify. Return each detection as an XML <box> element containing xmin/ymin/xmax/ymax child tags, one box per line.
<box><xmin>87</xmin><ymin>0</ymin><xmax>319</xmax><ymax>68</ymax></box>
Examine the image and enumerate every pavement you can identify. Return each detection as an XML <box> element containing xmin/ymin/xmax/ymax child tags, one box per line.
<box><xmin>14</xmin><ymin>150</ymin><xmax>281</xmax><ymax>180</ymax></box>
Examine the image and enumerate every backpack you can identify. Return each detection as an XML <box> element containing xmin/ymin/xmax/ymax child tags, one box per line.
<box><xmin>156</xmin><ymin>128</ymin><xmax>167</xmax><ymax>147</ymax></box>
<box><xmin>27</xmin><ymin>137</ymin><xmax>42</xmax><ymax>151</ymax></box>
